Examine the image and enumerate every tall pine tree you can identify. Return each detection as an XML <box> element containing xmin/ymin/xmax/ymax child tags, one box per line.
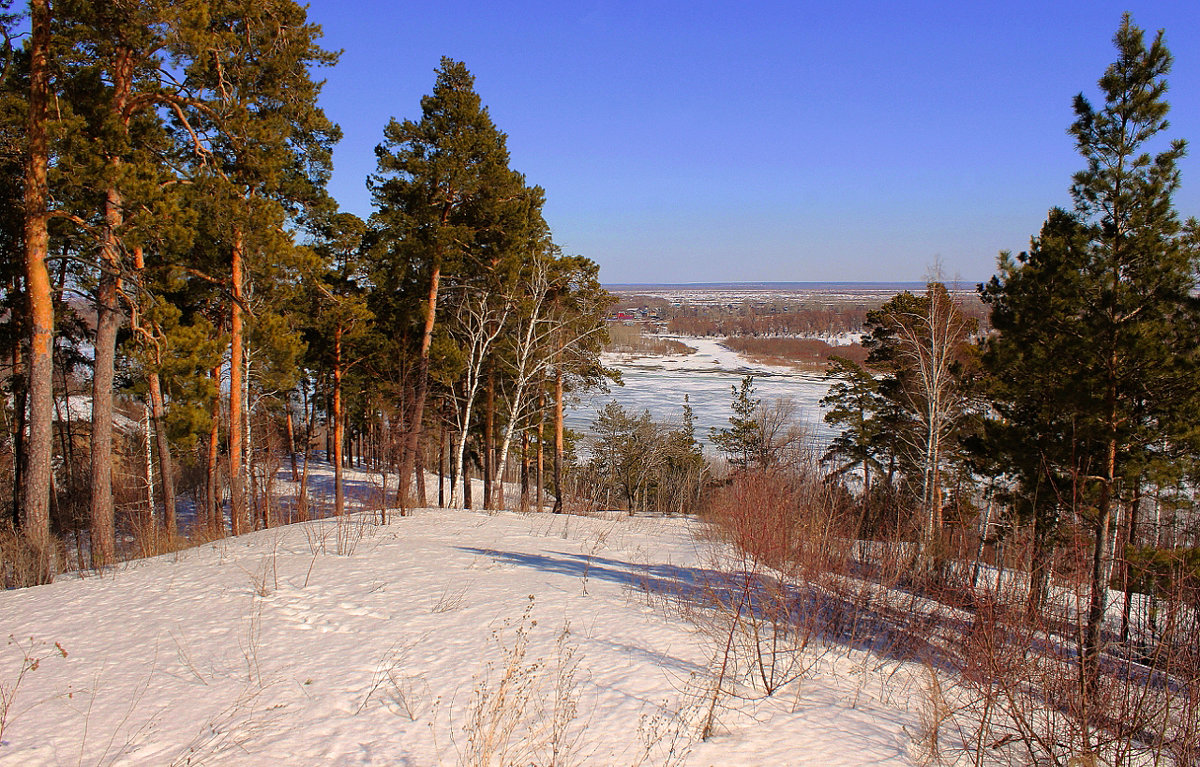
<box><xmin>982</xmin><ymin>15</ymin><xmax>1200</xmax><ymax>737</ymax></box>
<box><xmin>369</xmin><ymin>58</ymin><xmax>523</xmax><ymax>509</ymax></box>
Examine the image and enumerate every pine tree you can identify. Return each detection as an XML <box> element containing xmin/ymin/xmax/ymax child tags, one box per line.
<box><xmin>982</xmin><ymin>15</ymin><xmax>1200</xmax><ymax>737</ymax></box>
<box><xmin>710</xmin><ymin>375</ymin><xmax>763</xmax><ymax>473</ymax></box>
<box><xmin>980</xmin><ymin>209</ymin><xmax>1093</xmax><ymax>614</ymax></box>
<box><xmin>305</xmin><ymin>212</ymin><xmax>372</xmax><ymax>518</ymax></box>
<box><xmin>821</xmin><ymin>355</ymin><xmax>884</xmax><ymax>499</ymax></box>
<box><xmin>19</xmin><ymin>0</ymin><xmax>54</xmax><ymax>581</ymax></box>
<box><xmin>369</xmin><ymin>58</ymin><xmax>520</xmax><ymax>510</ymax></box>
<box><xmin>171</xmin><ymin>0</ymin><xmax>339</xmax><ymax>533</ymax></box>
<box><xmin>1069</xmin><ymin>16</ymin><xmax>1200</xmax><ymax>711</ymax></box>
<box><xmin>51</xmin><ymin>0</ymin><xmax>181</xmax><ymax>565</ymax></box>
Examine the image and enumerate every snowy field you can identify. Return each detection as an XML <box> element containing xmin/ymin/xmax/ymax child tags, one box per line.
<box><xmin>0</xmin><ymin>486</ymin><xmax>924</xmax><ymax>765</ymax></box>
<box><xmin>604</xmin><ymin>282</ymin><xmax>932</xmax><ymax>307</ymax></box>
<box><xmin>571</xmin><ymin>336</ymin><xmax>837</xmax><ymax>449</ymax></box>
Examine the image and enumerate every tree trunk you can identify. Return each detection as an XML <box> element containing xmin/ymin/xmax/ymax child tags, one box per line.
<box><xmin>1084</xmin><ymin>327</ymin><xmax>1122</xmax><ymax>723</ymax></box>
<box><xmin>206</xmin><ymin>363</ymin><xmax>222</xmax><ymax>534</ymax></box>
<box><xmin>448</xmin><ymin>432</ymin><xmax>458</xmax><ymax>503</ymax></box>
<box><xmin>298</xmin><ymin>387</ymin><xmax>314</xmax><ymax>521</ymax></box>
<box><xmin>229</xmin><ymin>225</ymin><xmax>247</xmax><ymax>535</ymax></box>
<box><xmin>861</xmin><ymin>404</ymin><xmax>871</xmax><ymax>503</ymax></box>
<box><xmin>333</xmin><ymin>324</ymin><xmax>345</xmax><ymax>516</ymax></box>
<box><xmin>286</xmin><ymin>404</ymin><xmax>298</xmax><ymax>481</ymax></box>
<box><xmin>89</xmin><ymin>46</ymin><xmax>139</xmax><ymax>569</ymax></box>
<box><xmin>1083</xmin><ymin>441</ymin><xmax>1117</xmax><ymax>752</ymax></box>
<box><xmin>1120</xmin><ymin>486</ymin><xmax>1143</xmax><ymax>643</ymax></box>
<box><xmin>484</xmin><ymin>365</ymin><xmax>495</xmax><ymax>508</ymax></box>
<box><xmin>1026</xmin><ymin>504</ymin><xmax>1052</xmax><ymax>617</ymax></box>
<box><xmin>451</xmin><ymin>379</ymin><xmax>476</xmax><ymax>508</ymax></box>
<box><xmin>130</xmin><ymin>243</ymin><xmax>178</xmax><ymax>541</ymax></box>
<box><xmin>324</xmin><ymin>385</ymin><xmax>332</xmax><ymax>461</ymax></box>
<box><xmin>414</xmin><ymin>438</ymin><xmax>426</xmax><ymax>506</ymax></box>
<box><xmin>399</xmin><ymin>261</ymin><xmax>441</xmax><ymax>510</ymax></box>
<box><xmin>464</xmin><ymin>449</ymin><xmax>473</xmax><ymax>509</ymax></box>
<box><xmin>520</xmin><ymin>430</ymin><xmax>529</xmax><ymax>512</ymax></box>
<box><xmin>148</xmin><ymin>372</ymin><xmax>176</xmax><ymax>539</ymax></box>
<box><xmin>89</xmin><ymin>221</ymin><xmax>120</xmax><ymax>567</ymax></box>
<box><xmin>536</xmin><ymin>392</ymin><xmax>545</xmax><ymax>512</ymax></box>
<box><xmin>438</xmin><ymin>412</ymin><xmax>446</xmax><ymax>508</ymax></box>
<box><xmin>493</xmin><ymin>362</ymin><xmax>538</xmax><ymax>513</ymax></box>
<box><xmin>11</xmin><ymin>342</ymin><xmax>26</xmax><ymax>530</ymax></box>
<box><xmin>553</xmin><ymin>366</ymin><xmax>564</xmax><ymax>514</ymax></box>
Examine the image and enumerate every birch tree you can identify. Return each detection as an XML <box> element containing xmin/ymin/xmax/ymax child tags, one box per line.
<box><xmin>865</xmin><ymin>284</ymin><xmax>976</xmax><ymax>548</ymax></box>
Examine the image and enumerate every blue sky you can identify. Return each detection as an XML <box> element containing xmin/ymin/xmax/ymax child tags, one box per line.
<box><xmin>305</xmin><ymin>0</ymin><xmax>1200</xmax><ymax>284</ymax></box>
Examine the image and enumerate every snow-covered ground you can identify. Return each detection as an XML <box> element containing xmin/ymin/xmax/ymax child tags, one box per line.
<box><xmin>572</xmin><ymin>336</ymin><xmax>837</xmax><ymax>448</ymax></box>
<box><xmin>0</xmin><ymin>472</ymin><xmax>923</xmax><ymax>765</ymax></box>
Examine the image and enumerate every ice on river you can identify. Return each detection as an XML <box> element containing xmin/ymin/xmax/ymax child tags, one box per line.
<box><xmin>570</xmin><ymin>336</ymin><xmax>836</xmax><ymax>449</ymax></box>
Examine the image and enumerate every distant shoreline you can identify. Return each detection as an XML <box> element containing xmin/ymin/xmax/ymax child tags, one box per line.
<box><xmin>604</xmin><ymin>280</ymin><xmax>981</xmax><ymax>291</ymax></box>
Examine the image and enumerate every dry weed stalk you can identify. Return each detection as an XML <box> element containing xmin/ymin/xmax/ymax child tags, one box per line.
<box><xmin>0</xmin><ymin>635</ymin><xmax>61</xmax><ymax>744</ymax></box>
<box><xmin>457</xmin><ymin>597</ymin><xmax>585</xmax><ymax>767</ymax></box>
<box><xmin>629</xmin><ymin>699</ymin><xmax>696</xmax><ymax>767</ymax></box>
<box><xmin>431</xmin><ymin>582</ymin><xmax>470</xmax><ymax>613</ymax></box>
<box><xmin>358</xmin><ymin>636</ymin><xmax>432</xmax><ymax>721</ymax></box>
<box><xmin>336</xmin><ymin>511</ymin><xmax>371</xmax><ymax>556</ymax></box>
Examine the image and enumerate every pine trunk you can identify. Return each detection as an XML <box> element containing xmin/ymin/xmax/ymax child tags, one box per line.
<box><xmin>206</xmin><ymin>363</ymin><xmax>222</xmax><ymax>534</ymax></box>
<box><xmin>414</xmin><ymin>438</ymin><xmax>426</xmax><ymax>506</ymax></box>
<box><xmin>89</xmin><ymin>225</ymin><xmax>120</xmax><ymax>567</ymax></box>
<box><xmin>1084</xmin><ymin>255</ymin><xmax>1123</xmax><ymax>722</ymax></box>
<box><xmin>286</xmin><ymin>405</ymin><xmax>298</xmax><ymax>481</ymax></box>
<box><xmin>438</xmin><ymin>411</ymin><xmax>446</xmax><ymax>508</ymax></box>
<box><xmin>1120</xmin><ymin>487</ymin><xmax>1143</xmax><ymax>642</ymax></box>
<box><xmin>333</xmin><ymin>324</ymin><xmax>345</xmax><ymax>516</ymax></box>
<box><xmin>229</xmin><ymin>226</ymin><xmax>247</xmax><ymax>535</ymax></box>
<box><xmin>11</xmin><ymin>343</ymin><xmax>25</xmax><ymax>530</ymax></box>
<box><xmin>536</xmin><ymin>392</ymin><xmax>545</xmax><ymax>512</ymax></box>
<box><xmin>298</xmin><ymin>388</ymin><xmax>314</xmax><ymax>521</ymax></box>
<box><xmin>148</xmin><ymin>372</ymin><xmax>176</xmax><ymax>538</ymax></box>
<box><xmin>20</xmin><ymin>0</ymin><xmax>54</xmax><ymax>582</ymax></box>
<box><xmin>400</xmin><ymin>261</ymin><xmax>440</xmax><ymax>510</ymax></box>
<box><xmin>91</xmin><ymin>47</ymin><xmax>140</xmax><ymax>568</ymax></box>
<box><xmin>464</xmin><ymin>450</ymin><xmax>473</xmax><ymax>509</ymax></box>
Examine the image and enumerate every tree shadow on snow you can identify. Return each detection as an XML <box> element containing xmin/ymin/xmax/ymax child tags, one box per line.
<box><xmin>454</xmin><ymin>546</ymin><xmax>956</xmax><ymax>668</ymax></box>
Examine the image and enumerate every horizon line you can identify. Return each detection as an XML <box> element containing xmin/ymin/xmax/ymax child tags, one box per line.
<box><xmin>603</xmin><ymin>279</ymin><xmax>985</xmax><ymax>289</ymax></box>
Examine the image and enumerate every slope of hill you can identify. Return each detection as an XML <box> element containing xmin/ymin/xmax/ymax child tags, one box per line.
<box><xmin>0</xmin><ymin>499</ymin><xmax>922</xmax><ymax>765</ymax></box>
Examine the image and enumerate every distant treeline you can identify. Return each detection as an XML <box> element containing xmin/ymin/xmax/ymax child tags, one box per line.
<box><xmin>659</xmin><ymin>294</ymin><xmax>988</xmax><ymax>338</ymax></box>
<box><xmin>668</xmin><ymin>304</ymin><xmax>869</xmax><ymax>337</ymax></box>
<box><xmin>720</xmin><ymin>336</ymin><xmax>869</xmax><ymax>368</ymax></box>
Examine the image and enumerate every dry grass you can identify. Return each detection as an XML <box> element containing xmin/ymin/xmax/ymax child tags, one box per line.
<box><xmin>0</xmin><ymin>525</ymin><xmax>47</xmax><ymax>589</ymax></box>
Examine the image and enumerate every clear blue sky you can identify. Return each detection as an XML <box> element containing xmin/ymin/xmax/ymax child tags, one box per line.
<box><xmin>304</xmin><ymin>0</ymin><xmax>1200</xmax><ymax>284</ymax></box>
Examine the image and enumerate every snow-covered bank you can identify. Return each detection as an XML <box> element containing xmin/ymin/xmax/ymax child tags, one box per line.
<box><xmin>0</xmin><ymin>506</ymin><xmax>920</xmax><ymax>765</ymax></box>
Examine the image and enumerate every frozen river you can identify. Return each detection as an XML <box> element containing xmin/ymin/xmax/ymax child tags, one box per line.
<box><xmin>567</xmin><ymin>336</ymin><xmax>838</xmax><ymax>452</ymax></box>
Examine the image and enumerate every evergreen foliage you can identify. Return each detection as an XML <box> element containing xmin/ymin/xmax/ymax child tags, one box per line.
<box><xmin>979</xmin><ymin>13</ymin><xmax>1200</xmax><ymax>727</ymax></box>
<box><xmin>709</xmin><ymin>374</ymin><xmax>763</xmax><ymax>473</ymax></box>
